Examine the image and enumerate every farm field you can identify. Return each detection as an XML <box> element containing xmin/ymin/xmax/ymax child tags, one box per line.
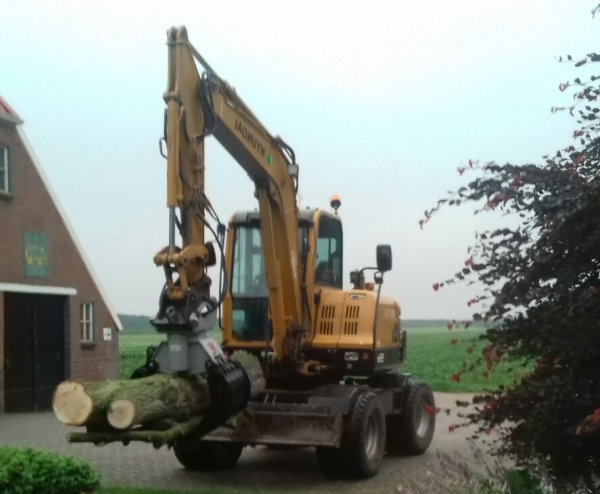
<box><xmin>402</xmin><ymin>327</ymin><xmax>527</xmax><ymax>392</ymax></box>
<box><xmin>118</xmin><ymin>321</ymin><xmax>527</xmax><ymax>392</ymax></box>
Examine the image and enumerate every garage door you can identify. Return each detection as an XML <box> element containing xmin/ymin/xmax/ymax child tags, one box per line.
<box><xmin>4</xmin><ymin>293</ymin><xmax>66</xmax><ymax>412</ymax></box>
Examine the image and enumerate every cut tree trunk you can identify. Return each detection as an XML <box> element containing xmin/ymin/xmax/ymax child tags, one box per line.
<box><xmin>53</xmin><ymin>353</ymin><xmax>265</xmax><ymax>432</ymax></box>
<box><xmin>105</xmin><ymin>375</ymin><xmax>211</xmax><ymax>430</ymax></box>
<box><xmin>53</xmin><ymin>374</ymin><xmax>210</xmax><ymax>429</ymax></box>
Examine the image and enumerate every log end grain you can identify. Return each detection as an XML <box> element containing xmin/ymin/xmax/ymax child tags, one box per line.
<box><xmin>52</xmin><ymin>381</ymin><xmax>94</xmax><ymax>426</ymax></box>
<box><xmin>107</xmin><ymin>399</ymin><xmax>137</xmax><ymax>430</ymax></box>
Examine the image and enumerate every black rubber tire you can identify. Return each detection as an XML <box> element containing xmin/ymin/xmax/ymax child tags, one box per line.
<box><xmin>314</xmin><ymin>447</ymin><xmax>346</xmax><ymax>478</ymax></box>
<box><xmin>173</xmin><ymin>438</ymin><xmax>243</xmax><ymax>471</ymax></box>
<box><xmin>386</xmin><ymin>379</ymin><xmax>435</xmax><ymax>456</ymax></box>
<box><xmin>316</xmin><ymin>391</ymin><xmax>386</xmax><ymax>479</ymax></box>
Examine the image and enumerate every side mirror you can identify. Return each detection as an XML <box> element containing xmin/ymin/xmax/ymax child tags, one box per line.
<box><xmin>376</xmin><ymin>245</ymin><xmax>392</xmax><ymax>273</ymax></box>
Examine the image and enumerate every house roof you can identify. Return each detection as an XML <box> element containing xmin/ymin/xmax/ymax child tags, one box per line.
<box><xmin>0</xmin><ymin>96</ymin><xmax>23</xmax><ymax>125</ymax></box>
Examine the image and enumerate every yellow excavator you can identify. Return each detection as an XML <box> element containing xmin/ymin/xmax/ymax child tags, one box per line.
<box><xmin>139</xmin><ymin>26</ymin><xmax>435</xmax><ymax>479</ymax></box>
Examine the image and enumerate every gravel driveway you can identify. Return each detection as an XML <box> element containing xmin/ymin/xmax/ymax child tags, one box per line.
<box><xmin>0</xmin><ymin>392</ymin><xmax>482</xmax><ymax>493</ymax></box>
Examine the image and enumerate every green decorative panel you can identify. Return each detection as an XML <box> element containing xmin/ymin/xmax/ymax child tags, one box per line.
<box><xmin>24</xmin><ymin>231</ymin><xmax>49</xmax><ymax>278</ymax></box>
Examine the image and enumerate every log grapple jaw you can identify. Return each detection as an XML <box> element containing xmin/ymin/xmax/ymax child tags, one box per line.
<box><xmin>204</xmin><ymin>358</ymin><xmax>251</xmax><ymax>428</ymax></box>
<box><xmin>132</xmin><ymin>298</ymin><xmax>252</xmax><ymax>427</ymax></box>
<box><xmin>132</xmin><ymin>342</ymin><xmax>251</xmax><ymax>428</ymax></box>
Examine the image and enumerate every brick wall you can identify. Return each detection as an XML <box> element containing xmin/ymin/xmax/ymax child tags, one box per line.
<box><xmin>0</xmin><ymin>118</ymin><xmax>120</xmax><ymax>405</ymax></box>
<box><xmin>0</xmin><ymin>294</ymin><xmax>4</xmax><ymax>410</ymax></box>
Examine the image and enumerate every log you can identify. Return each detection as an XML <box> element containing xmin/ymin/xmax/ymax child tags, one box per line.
<box><xmin>53</xmin><ymin>352</ymin><xmax>265</xmax><ymax>432</ymax></box>
<box><xmin>53</xmin><ymin>374</ymin><xmax>210</xmax><ymax>428</ymax></box>
<box><xmin>105</xmin><ymin>374</ymin><xmax>210</xmax><ymax>429</ymax></box>
<box><xmin>53</xmin><ymin>379</ymin><xmax>127</xmax><ymax>427</ymax></box>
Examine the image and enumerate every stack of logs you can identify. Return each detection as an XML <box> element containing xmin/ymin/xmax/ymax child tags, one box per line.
<box><xmin>52</xmin><ymin>354</ymin><xmax>264</xmax><ymax>447</ymax></box>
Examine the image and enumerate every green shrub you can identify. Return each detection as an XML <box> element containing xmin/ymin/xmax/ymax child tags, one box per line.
<box><xmin>0</xmin><ymin>447</ymin><xmax>101</xmax><ymax>494</ymax></box>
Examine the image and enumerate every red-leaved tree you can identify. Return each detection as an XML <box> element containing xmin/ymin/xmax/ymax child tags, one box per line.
<box><xmin>423</xmin><ymin>5</ymin><xmax>600</xmax><ymax>490</ymax></box>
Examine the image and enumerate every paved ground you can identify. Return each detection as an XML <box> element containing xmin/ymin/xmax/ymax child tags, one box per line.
<box><xmin>0</xmin><ymin>393</ymin><xmax>482</xmax><ymax>493</ymax></box>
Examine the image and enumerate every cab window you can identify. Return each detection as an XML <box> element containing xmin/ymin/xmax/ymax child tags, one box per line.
<box><xmin>315</xmin><ymin>216</ymin><xmax>343</xmax><ymax>288</ymax></box>
<box><xmin>232</xmin><ymin>226</ymin><xmax>267</xmax><ymax>298</ymax></box>
<box><xmin>231</xmin><ymin>226</ymin><xmax>269</xmax><ymax>341</ymax></box>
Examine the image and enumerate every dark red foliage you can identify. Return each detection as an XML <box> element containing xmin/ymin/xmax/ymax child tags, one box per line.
<box><xmin>425</xmin><ymin>16</ymin><xmax>600</xmax><ymax>487</ymax></box>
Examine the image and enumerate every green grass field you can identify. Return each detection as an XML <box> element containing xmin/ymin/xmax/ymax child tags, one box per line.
<box><xmin>401</xmin><ymin>327</ymin><xmax>528</xmax><ymax>392</ymax></box>
<box><xmin>118</xmin><ymin>323</ymin><xmax>527</xmax><ymax>393</ymax></box>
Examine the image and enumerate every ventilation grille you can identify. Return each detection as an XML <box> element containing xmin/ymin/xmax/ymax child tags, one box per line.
<box><xmin>344</xmin><ymin>321</ymin><xmax>358</xmax><ymax>335</ymax></box>
<box><xmin>319</xmin><ymin>305</ymin><xmax>336</xmax><ymax>335</ymax></box>
<box><xmin>345</xmin><ymin>305</ymin><xmax>360</xmax><ymax>319</ymax></box>
<box><xmin>343</xmin><ymin>305</ymin><xmax>360</xmax><ymax>335</ymax></box>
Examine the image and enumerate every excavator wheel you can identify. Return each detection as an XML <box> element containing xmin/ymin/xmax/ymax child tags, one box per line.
<box><xmin>385</xmin><ymin>379</ymin><xmax>435</xmax><ymax>456</ymax></box>
<box><xmin>316</xmin><ymin>390</ymin><xmax>386</xmax><ymax>479</ymax></box>
<box><xmin>174</xmin><ymin>437</ymin><xmax>243</xmax><ymax>471</ymax></box>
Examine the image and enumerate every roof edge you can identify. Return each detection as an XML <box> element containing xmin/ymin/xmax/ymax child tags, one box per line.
<box><xmin>0</xmin><ymin>96</ymin><xmax>23</xmax><ymax>124</ymax></box>
<box><xmin>16</xmin><ymin>126</ymin><xmax>123</xmax><ymax>331</ymax></box>
<box><xmin>0</xmin><ymin>112</ymin><xmax>23</xmax><ymax>126</ymax></box>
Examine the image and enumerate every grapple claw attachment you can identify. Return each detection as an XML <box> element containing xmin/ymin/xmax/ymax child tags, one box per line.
<box><xmin>206</xmin><ymin>360</ymin><xmax>251</xmax><ymax>424</ymax></box>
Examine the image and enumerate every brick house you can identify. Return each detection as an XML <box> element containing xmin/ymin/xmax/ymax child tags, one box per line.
<box><xmin>0</xmin><ymin>96</ymin><xmax>122</xmax><ymax>412</ymax></box>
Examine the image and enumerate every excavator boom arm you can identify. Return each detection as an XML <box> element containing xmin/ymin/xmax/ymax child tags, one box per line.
<box><xmin>162</xmin><ymin>26</ymin><xmax>304</xmax><ymax>361</ymax></box>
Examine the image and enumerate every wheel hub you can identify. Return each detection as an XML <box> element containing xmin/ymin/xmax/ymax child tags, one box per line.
<box><xmin>415</xmin><ymin>399</ymin><xmax>430</xmax><ymax>437</ymax></box>
<box><xmin>365</xmin><ymin>414</ymin><xmax>380</xmax><ymax>459</ymax></box>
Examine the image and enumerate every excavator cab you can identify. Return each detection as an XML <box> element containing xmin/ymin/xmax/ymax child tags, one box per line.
<box><xmin>221</xmin><ymin>207</ymin><xmax>405</xmax><ymax>381</ymax></box>
<box><xmin>222</xmin><ymin>209</ymin><xmax>344</xmax><ymax>352</ymax></box>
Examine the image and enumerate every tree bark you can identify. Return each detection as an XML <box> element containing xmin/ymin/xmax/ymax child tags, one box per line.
<box><xmin>106</xmin><ymin>376</ymin><xmax>212</xmax><ymax>430</ymax></box>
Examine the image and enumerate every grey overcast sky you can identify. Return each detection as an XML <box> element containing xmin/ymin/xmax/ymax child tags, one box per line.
<box><xmin>1</xmin><ymin>0</ymin><xmax>597</xmax><ymax>319</ymax></box>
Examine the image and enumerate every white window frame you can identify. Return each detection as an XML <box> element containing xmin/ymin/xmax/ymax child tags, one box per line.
<box><xmin>81</xmin><ymin>302</ymin><xmax>94</xmax><ymax>342</ymax></box>
<box><xmin>0</xmin><ymin>146</ymin><xmax>8</xmax><ymax>194</ymax></box>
